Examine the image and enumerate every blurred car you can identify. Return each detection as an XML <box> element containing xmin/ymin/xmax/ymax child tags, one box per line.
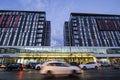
<box><xmin>69</xmin><ymin>62</ymin><xmax>79</xmax><ymax>67</ymax></box>
<box><xmin>0</xmin><ymin>64</ymin><xmax>6</xmax><ymax>68</ymax></box>
<box><xmin>79</xmin><ymin>62</ymin><xmax>100</xmax><ymax>69</ymax></box>
<box><xmin>40</xmin><ymin>61</ymin><xmax>81</xmax><ymax>76</ymax></box>
<box><xmin>112</xmin><ymin>63</ymin><xmax>120</xmax><ymax>69</ymax></box>
<box><xmin>4</xmin><ymin>63</ymin><xmax>23</xmax><ymax>71</ymax></box>
<box><xmin>25</xmin><ymin>63</ymin><xmax>39</xmax><ymax>69</ymax></box>
<box><xmin>101</xmin><ymin>62</ymin><xmax>110</xmax><ymax>67</ymax></box>
<box><xmin>35</xmin><ymin>63</ymin><xmax>43</xmax><ymax>70</ymax></box>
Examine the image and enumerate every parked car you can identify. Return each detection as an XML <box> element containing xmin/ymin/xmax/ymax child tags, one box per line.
<box><xmin>4</xmin><ymin>63</ymin><xmax>23</xmax><ymax>71</ymax></box>
<box><xmin>35</xmin><ymin>63</ymin><xmax>43</xmax><ymax>70</ymax></box>
<box><xmin>25</xmin><ymin>63</ymin><xmax>39</xmax><ymax>69</ymax></box>
<box><xmin>69</xmin><ymin>62</ymin><xmax>79</xmax><ymax>67</ymax></box>
<box><xmin>40</xmin><ymin>61</ymin><xmax>81</xmax><ymax>76</ymax></box>
<box><xmin>79</xmin><ymin>62</ymin><xmax>100</xmax><ymax>69</ymax></box>
<box><xmin>112</xmin><ymin>63</ymin><xmax>120</xmax><ymax>69</ymax></box>
<box><xmin>101</xmin><ymin>62</ymin><xmax>111</xmax><ymax>67</ymax></box>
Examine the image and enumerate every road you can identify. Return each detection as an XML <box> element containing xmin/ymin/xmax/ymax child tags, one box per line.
<box><xmin>0</xmin><ymin>68</ymin><xmax>120</xmax><ymax>80</ymax></box>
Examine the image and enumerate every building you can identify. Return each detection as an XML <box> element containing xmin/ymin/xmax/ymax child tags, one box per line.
<box><xmin>0</xmin><ymin>11</ymin><xmax>120</xmax><ymax>65</ymax></box>
<box><xmin>64</xmin><ymin>13</ymin><xmax>120</xmax><ymax>63</ymax></box>
<box><xmin>0</xmin><ymin>46</ymin><xmax>120</xmax><ymax>64</ymax></box>
<box><xmin>64</xmin><ymin>13</ymin><xmax>120</xmax><ymax>47</ymax></box>
<box><xmin>0</xmin><ymin>10</ymin><xmax>51</xmax><ymax>46</ymax></box>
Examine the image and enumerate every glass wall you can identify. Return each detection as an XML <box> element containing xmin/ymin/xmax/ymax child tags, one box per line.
<box><xmin>0</xmin><ymin>46</ymin><xmax>120</xmax><ymax>54</ymax></box>
<box><xmin>0</xmin><ymin>46</ymin><xmax>120</xmax><ymax>64</ymax></box>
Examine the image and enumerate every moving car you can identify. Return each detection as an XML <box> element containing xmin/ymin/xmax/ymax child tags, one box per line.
<box><xmin>101</xmin><ymin>62</ymin><xmax>110</xmax><ymax>67</ymax></box>
<box><xmin>40</xmin><ymin>61</ymin><xmax>81</xmax><ymax>76</ymax></box>
<box><xmin>0</xmin><ymin>64</ymin><xmax>6</xmax><ymax>68</ymax></box>
<box><xmin>79</xmin><ymin>62</ymin><xmax>100</xmax><ymax>69</ymax></box>
<box><xmin>4</xmin><ymin>63</ymin><xmax>23</xmax><ymax>71</ymax></box>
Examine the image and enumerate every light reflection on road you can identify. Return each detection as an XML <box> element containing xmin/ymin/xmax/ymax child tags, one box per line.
<box><xmin>18</xmin><ymin>71</ymin><xmax>23</xmax><ymax>80</ymax></box>
<box><xmin>0</xmin><ymin>69</ymin><xmax>120</xmax><ymax>80</ymax></box>
<box><xmin>41</xmin><ymin>76</ymin><xmax>81</xmax><ymax>80</ymax></box>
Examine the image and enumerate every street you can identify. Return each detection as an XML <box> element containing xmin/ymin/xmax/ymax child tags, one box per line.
<box><xmin>0</xmin><ymin>68</ymin><xmax>120</xmax><ymax>80</ymax></box>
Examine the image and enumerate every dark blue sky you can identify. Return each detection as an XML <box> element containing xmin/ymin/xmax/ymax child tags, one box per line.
<box><xmin>0</xmin><ymin>0</ymin><xmax>120</xmax><ymax>46</ymax></box>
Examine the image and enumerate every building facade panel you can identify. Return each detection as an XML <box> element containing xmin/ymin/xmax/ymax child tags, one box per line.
<box><xmin>0</xmin><ymin>10</ymin><xmax>51</xmax><ymax>46</ymax></box>
<box><xmin>64</xmin><ymin>13</ymin><xmax>120</xmax><ymax>47</ymax></box>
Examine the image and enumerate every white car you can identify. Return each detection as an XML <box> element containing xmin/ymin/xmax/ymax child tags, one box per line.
<box><xmin>80</xmin><ymin>62</ymin><xmax>100</xmax><ymax>69</ymax></box>
<box><xmin>35</xmin><ymin>63</ymin><xmax>42</xmax><ymax>70</ymax></box>
<box><xmin>40</xmin><ymin>61</ymin><xmax>81</xmax><ymax>76</ymax></box>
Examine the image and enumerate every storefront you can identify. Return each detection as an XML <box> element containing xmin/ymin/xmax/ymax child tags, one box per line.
<box><xmin>0</xmin><ymin>46</ymin><xmax>120</xmax><ymax>65</ymax></box>
<box><xmin>95</xmin><ymin>54</ymin><xmax>120</xmax><ymax>64</ymax></box>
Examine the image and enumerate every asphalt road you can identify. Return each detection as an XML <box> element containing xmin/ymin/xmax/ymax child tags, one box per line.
<box><xmin>0</xmin><ymin>68</ymin><xmax>120</xmax><ymax>80</ymax></box>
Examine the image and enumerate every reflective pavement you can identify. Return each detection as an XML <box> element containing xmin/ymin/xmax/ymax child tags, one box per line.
<box><xmin>0</xmin><ymin>68</ymin><xmax>120</xmax><ymax>80</ymax></box>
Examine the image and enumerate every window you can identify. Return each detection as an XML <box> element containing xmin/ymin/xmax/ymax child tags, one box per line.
<box><xmin>37</xmin><ymin>39</ymin><xmax>42</xmax><ymax>42</ymax></box>
<box><xmin>74</xmin><ymin>35</ymin><xmax>79</xmax><ymax>38</ymax></box>
<box><xmin>72</xmin><ymin>16</ymin><xmax>76</xmax><ymax>19</ymax></box>
<box><xmin>73</xmin><ymin>27</ymin><xmax>77</xmax><ymax>30</ymax></box>
<box><xmin>73</xmin><ymin>23</ymin><xmax>77</xmax><ymax>26</ymax></box>
<box><xmin>39</xmin><ymin>18</ymin><xmax>45</xmax><ymax>20</ymax></box>
<box><xmin>72</xmin><ymin>20</ymin><xmax>77</xmax><ymax>22</ymax></box>
<box><xmin>47</xmin><ymin>63</ymin><xmax>56</xmax><ymax>66</ymax></box>
<box><xmin>74</xmin><ymin>31</ymin><xmax>78</xmax><ymax>35</ymax></box>
<box><xmin>39</xmin><ymin>22</ymin><xmax>44</xmax><ymax>24</ymax></box>
<box><xmin>75</xmin><ymin>39</ymin><xmax>79</xmax><ymax>43</ymax></box>
<box><xmin>38</xmin><ymin>25</ymin><xmax>43</xmax><ymax>28</ymax></box>
<box><xmin>56</xmin><ymin>63</ymin><xmax>69</xmax><ymax>67</ymax></box>
<box><xmin>40</xmin><ymin>14</ymin><xmax>45</xmax><ymax>17</ymax></box>
<box><xmin>47</xmin><ymin>63</ymin><xmax>69</xmax><ymax>67</ymax></box>
<box><xmin>37</xmin><ymin>30</ymin><xmax>43</xmax><ymax>33</ymax></box>
<box><xmin>37</xmin><ymin>34</ymin><xmax>42</xmax><ymax>37</ymax></box>
<box><xmin>86</xmin><ymin>62</ymin><xmax>95</xmax><ymax>64</ymax></box>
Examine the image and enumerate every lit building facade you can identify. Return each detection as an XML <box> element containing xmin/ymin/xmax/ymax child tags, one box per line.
<box><xmin>0</xmin><ymin>10</ymin><xmax>51</xmax><ymax>46</ymax></box>
<box><xmin>0</xmin><ymin>46</ymin><xmax>120</xmax><ymax>64</ymax></box>
<box><xmin>64</xmin><ymin>13</ymin><xmax>120</xmax><ymax>64</ymax></box>
<box><xmin>0</xmin><ymin>11</ymin><xmax>120</xmax><ymax>64</ymax></box>
<box><xmin>64</xmin><ymin>13</ymin><xmax>120</xmax><ymax>47</ymax></box>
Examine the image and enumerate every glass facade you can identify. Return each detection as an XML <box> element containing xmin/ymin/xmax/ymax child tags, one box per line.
<box><xmin>0</xmin><ymin>46</ymin><xmax>120</xmax><ymax>54</ymax></box>
<box><xmin>0</xmin><ymin>46</ymin><xmax>120</xmax><ymax>64</ymax></box>
<box><xmin>0</xmin><ymin>46</ymin><xmax>111</xmax><ymax>54</ymax></box>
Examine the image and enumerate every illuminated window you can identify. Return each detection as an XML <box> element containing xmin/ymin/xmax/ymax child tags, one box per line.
<box><xmin>38</xmin><ymin>25</ymin><xmax>43</xmax><ymax>28</ymax></box>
